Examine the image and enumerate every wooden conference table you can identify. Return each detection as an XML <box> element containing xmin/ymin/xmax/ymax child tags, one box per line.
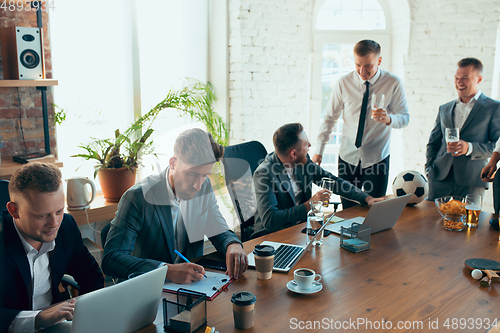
<box><xmin>141</xmin><ymin>200</ymin><xmax>499</xmax><ymax>333</ymax></box>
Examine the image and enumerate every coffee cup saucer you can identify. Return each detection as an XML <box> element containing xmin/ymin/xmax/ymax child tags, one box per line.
<box><xmin>286</xmin><ymin>280</ymin><xmax>323</xmax><ymax>294</ymax></box>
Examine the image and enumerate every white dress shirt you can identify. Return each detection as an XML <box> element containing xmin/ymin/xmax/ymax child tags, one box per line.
<box><xmin>494</xmin><ymin>138</ymin><xmax>500</xmax><ymax>153</ymax></box>
<box><xmin>9</xmin><ymin>223</ymin><xmax>55</xmax><ymax>333</ymax></box>
<box><xmin>454</xmin><ymin>89</ymin><xmax>482</xmax><ymax>156</ymax></box>
<box><xmin>314</xmin><ymin>68</ymin><xmax>409</xmax><ymax>168</ymax></box>
<box><xmin>284</xmin><ymin>167</ymin><xmax>302</xmax><ymax>205</ymax></box>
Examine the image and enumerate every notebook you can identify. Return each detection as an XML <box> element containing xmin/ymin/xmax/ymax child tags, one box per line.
<box><xmin>325</xmin><ymin>194</ymin><xmax>412</xmax><ymax>235</ymax></box>
<box><xmin>67</xmin><ymin>265</ymin><xmax>167</xmax><ymax>333</ymax></box>
<box><xmin>163</xmin><ymin>271</ymin><xmax>232</xmax><ymax>301</ymax></box>
<box><xmin>247</xmin><ymin>214</ymin><xmax>333</xmax><ymax>273</ymax></box>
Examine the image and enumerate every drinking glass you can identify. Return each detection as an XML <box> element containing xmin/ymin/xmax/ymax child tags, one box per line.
<box><xmin>306</xmin><ymin>201</ymin><xmax>324</xmax><ymax>246</ymax></box>
<box><xmin>445</xmin><ymin>128</ymin><xmax>460</xmax><ymax>145</ymax></box>
<box><xmin>371</xmin><ymin>94</ymin><xmax>385</xmax><ymax>119</ymax></box>
<box><xmin>465</xmin><ymin>194</ymin><xmax>482</xmax><ymax>228</ymax></box>
<box><xmin>320</xmin><ymin>177</ymin><xmax>335</xmax><ymax>207</ymax></box>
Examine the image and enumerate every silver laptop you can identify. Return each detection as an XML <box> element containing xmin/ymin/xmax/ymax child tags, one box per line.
<box><xmin>46</xmin><ymin>266</ymin><xmax>167</xmax><ymax>333</ymax></box>
<box><xmin>248</xmin><ymin>215</ymin><xmax>333</xmax><ymax>273</ymax></box>
<box><xmin>325</xmin><ymin>194</ymin><xmax>412</xmax><ymax>235</ymax></box>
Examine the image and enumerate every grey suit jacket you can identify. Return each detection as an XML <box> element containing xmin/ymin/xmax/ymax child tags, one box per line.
<box><xmin>102</xmin><ymin>169</ymin><xmax>241</xmax><ymax>280</ymax></box>
<box><xmin>253</xmin><ymin>152</ymin><xmax>369</xmax><ymax>234</ymax></box>
<box><xmin>425</xmin><ymin>93</ymin><xmax>500</xmax><ymax>188</ymax></box>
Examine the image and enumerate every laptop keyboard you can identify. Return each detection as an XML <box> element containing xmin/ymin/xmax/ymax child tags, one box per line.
<box><xmin>274</xmin><ymin>244</ymin><xmax>303</xmax><ymax>269</ymax></box>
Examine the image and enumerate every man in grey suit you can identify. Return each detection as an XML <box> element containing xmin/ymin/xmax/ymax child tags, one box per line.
<box><xmin>103</xmin><ymin>129</ymin><xmax>247</xmax><ymax>284</ymax></box>
<box><xmin>252</xmin><ymin>123</ymin><xmax>380</xmax><ymax>235</ymax></box>
<box><xmin>425</xmin><ymin>58</ymin><xmax>500</xmax><ymax>200</ymax></box>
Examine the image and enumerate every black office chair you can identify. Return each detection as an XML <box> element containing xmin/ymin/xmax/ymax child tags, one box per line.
<box><xmin>101</xmin><ymin>222</ymin><xmax>111</xmax><ymax>247</ymax></box>
<box><xmin>0</xmin><ymin>179</ymin><xmax>10</xmax><ymax>211</ymax></box>
<box><xmin>222</xmin><ymin>141</ymin><xmax>267</xmax><ymax>241</ymax></box>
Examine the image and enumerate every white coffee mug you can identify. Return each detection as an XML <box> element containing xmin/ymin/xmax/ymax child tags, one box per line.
<box><xmin>66</xmin><ymin>177</ymin><xmax>96</xmax><ymax>210</ymax></box>
<box><xmin>293</xmin><ymin>268</ymin><xmax>322</xmax><ymax>290</ymax></box>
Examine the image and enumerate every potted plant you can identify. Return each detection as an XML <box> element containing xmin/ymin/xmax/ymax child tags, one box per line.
<box><xmin>72</xmin><ymin>80</ymin><xmax>228</xmax><ymax>202</ymax></box>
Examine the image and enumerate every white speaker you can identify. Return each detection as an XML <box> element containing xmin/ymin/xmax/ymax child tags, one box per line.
<box><xmin>0</xmin><ymin>26</ymin><xmax>45</xmax><ymax>80</ymax></box>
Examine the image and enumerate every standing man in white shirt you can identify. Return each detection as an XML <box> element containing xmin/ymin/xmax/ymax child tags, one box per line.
<box><xmin>426</xmin><ymin>58</ymin><xmax>500</xmax><ymax>200</ymax></box>
<box><xmin>312</xmin><ymin>39</ymin><xmax>409</xmax><ymax>209</ymax></box>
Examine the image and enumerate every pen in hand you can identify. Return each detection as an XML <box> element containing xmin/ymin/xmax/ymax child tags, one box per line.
<box><xmin>174</xmin><ymin>249</ymin><xmax>207</xmax><ymax>278</ymax></box>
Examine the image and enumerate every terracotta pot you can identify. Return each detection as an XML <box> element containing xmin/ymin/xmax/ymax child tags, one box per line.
<box><xmin>98</xmin><ymin>167</ymin><xmax>137</xmax><ymax>202</ymax></box>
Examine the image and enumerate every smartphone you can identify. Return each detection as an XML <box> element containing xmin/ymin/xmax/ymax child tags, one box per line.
<box><xmin>195</xmin><ymin>258</ymin><xmax>227</xmax><ymax>271</ymax></box>
<box><xmin>301</xmin><ymin>227</ymin><xmax>331</xmax><ymax>237</ymax></box>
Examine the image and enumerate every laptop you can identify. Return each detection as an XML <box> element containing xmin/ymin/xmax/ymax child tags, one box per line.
<box><xmin>49</xmin><ymin>266</ymin><xmax>167</xmax><ymax>333</ymax></box>
<box><xmin>247</xmin><ymin>215</ymin><xmax>333</xmax><ymax>273</ymax></box>
<box><xmin>325</xmin><ymin>194</ymin><xmax>412</xmax><ymax>235</ymax></box>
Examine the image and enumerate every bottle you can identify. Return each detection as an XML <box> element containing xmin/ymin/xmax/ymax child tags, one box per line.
<box><xmin>306</xmin><ymin>201</ymin><xmax>324</xmax><ymax>246</ymax></box>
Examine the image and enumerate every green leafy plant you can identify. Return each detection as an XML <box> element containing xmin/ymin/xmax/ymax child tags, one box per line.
<box><xmin>53</xmin><ymin>104</ymin><xmax>67</xmax><ymax>126</ymax></box>
<box><xmin>72</xmin><ymin>80</ymin><xmax>228</xmax><ymax>177</ymax></box>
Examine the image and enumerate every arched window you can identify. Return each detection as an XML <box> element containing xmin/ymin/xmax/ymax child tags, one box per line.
<box><xmin>310</xmin><ymin>0</ymin><xmax>393</xmax><ymax>181</ymax></box>
<box><xmin>316</xmin><ymin>0</ymin><xmax>386</xmax><ymax>30</ymax></box>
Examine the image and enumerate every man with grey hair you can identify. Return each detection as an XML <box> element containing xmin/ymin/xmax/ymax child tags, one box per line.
<box><xmin>103</xmin><ymin>128</ymin><xmax>247</xmax><ymax>284</ymax></box>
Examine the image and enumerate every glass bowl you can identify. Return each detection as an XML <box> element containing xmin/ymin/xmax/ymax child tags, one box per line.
<box><xmin>435</xmin><ymin>196</ymin><xmax>466</xmax><ymax>231</ymax></box>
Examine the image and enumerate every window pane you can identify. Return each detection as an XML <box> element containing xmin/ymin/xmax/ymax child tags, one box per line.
<box><xmin>321</xmin><ymin>43</ymin><xmax>354</xmax><ymax>174</ymax></box>
<box><xmin>51</xmin><ymin>0</ymin><xmax>135</xmax><ymax>184</ymax></box>
<box><xmin>315</xmin><ymin>0</ymin><xmax>386</xmax><ymax>30</ymax></box>
<box><xmin>51</xmin><ymin>0</ymin><xmax>209</xmax><ymax>184</ymax></box>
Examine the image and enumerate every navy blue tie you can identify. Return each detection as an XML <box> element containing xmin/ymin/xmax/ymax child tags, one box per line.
<box><xmin>355</xmin><ymin>81</ymin><xmax>370</xmax><ymax>148</ymax></box>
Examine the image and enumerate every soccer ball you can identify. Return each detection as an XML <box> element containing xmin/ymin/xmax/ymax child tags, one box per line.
<box><xmin>392</xmin><ymin>170</ymin><xmax>428</xmax><ymax>205</ymax></box>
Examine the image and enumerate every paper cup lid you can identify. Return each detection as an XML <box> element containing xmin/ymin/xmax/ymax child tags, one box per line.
<box><xmin>253</xmin><ymin>245</ymin><xmax>276</xmax><ymax>257</ymax></box>
<box><xmin>231</xmin><ymin>291</ymin><xmax>256</xmax><ymax>306</ymax></box>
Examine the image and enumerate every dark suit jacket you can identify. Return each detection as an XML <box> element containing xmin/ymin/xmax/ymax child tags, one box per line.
<box><xmin>102</xmin><ymin>169</ymin><xmax>241</xmax><ymax>280</ymax></box>
<box><xmin>0</xmin><ymin>211</ymin><xmax>104</xmax><ymax>332</ymax></box>
<box><xmin>426</xmin><ymin>93</ymin><xmax>500</xmax><ymax>188</ymax></box>
<box><xmin>253</xmin><ymin>153</ymin><xmax>369</xmax><ymax>234</ymax></box>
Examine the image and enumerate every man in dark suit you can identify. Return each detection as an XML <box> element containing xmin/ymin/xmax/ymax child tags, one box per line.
<box><xmin>0</xmin><ymin>163</ymin><xmax>103</xmax><ymax>333</ymax></box>
<box><xmin>252</xmin><ymin>123</ymin><xmax>380</xmax><ymax>235</ymax></box>
<box><xmin>103</xmin><ymin>129</ymin><xmax>247</xmax><ymax>284</ymax></box>
<box><xmin>426</xmin><ymin>58</ymin><xmax>500</xmax><ymax>200</ymax></box>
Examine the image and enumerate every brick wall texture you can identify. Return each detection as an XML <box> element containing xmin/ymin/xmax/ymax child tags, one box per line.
<box><xmin>0</xmin><ymin>8</ymin><xmax>56</xmax><ymax>157</ymax></box>
<box><xmin>228</xmin><ymin>0</ymin><xmax>315</xmax><ymax>151</ymax></box>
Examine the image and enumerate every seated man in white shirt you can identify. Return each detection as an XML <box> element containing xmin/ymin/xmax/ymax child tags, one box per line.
<box><xmin>0</xmin><ymin>162</ymin><xmax>104</xmax><ymax>333</ymax></box>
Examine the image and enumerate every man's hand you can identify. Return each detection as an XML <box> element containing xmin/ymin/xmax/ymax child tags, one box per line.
<box><xmin>481</xmin><ymin>162</ymin><xmax>497</xmax><ymax>182</ymax></box>
<box><xmin>226</xmin><ymin>243</ymin><xmax>248</xmax><ymax>279</ymax></box>
<box><xmin>365</xmin><ymin>196</ymin><xmax>385</xmax><ymax>206</ymax></box>
<box><xmin>372</xmin><ymin>108</ymin><xmax>391</xmax><ymax>125</ymax></box>
<box><xmin>312</xmin><ymin>154</ymin><xmax>322</xmax><ymax>165</ymax></box>
<box><xmin>305</xmin><ymin>189</ymin><xmax>330</xmax><ymax>210</ymax></box>
<box><xmin>166</xmin><ymin>263</ymin><xmax>205</xmax><ymax>284</ymax></box>
<box><xmin>447</xmin><ymin>140</ymin><xmax>468</xmax><ymax>156</ymax></box>
<box><xmin>35</xmin><ymin>299</ymin><xmax>76</xmax><ymax>330</ymax></box>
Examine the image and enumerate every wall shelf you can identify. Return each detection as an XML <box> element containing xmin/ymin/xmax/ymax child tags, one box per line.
<box><xmin>0</xmin><ymin>79</ymin><xmax>58</xmax><ymax>87</ymax></box>
<box><xmin>0</xmin><ymin>158</ymin><xmax>63</xmax><ymax>177</ymax></box>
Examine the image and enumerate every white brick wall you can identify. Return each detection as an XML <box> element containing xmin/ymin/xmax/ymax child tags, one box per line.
<box><xmin>228</xmin><ymin>0</ymin><xmax>314</xmax><ymax>152</ymax></box>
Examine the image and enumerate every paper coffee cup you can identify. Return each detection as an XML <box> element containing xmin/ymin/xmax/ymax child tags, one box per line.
<box><xmin>253</xmin><ymin>245</ymin><xmax>276</xmax><ymax>280</ymax></box>
<box><xmin>231</xmin><ymin>292</ymin><xmax>256</xmax><ymax>330</ymax></box>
